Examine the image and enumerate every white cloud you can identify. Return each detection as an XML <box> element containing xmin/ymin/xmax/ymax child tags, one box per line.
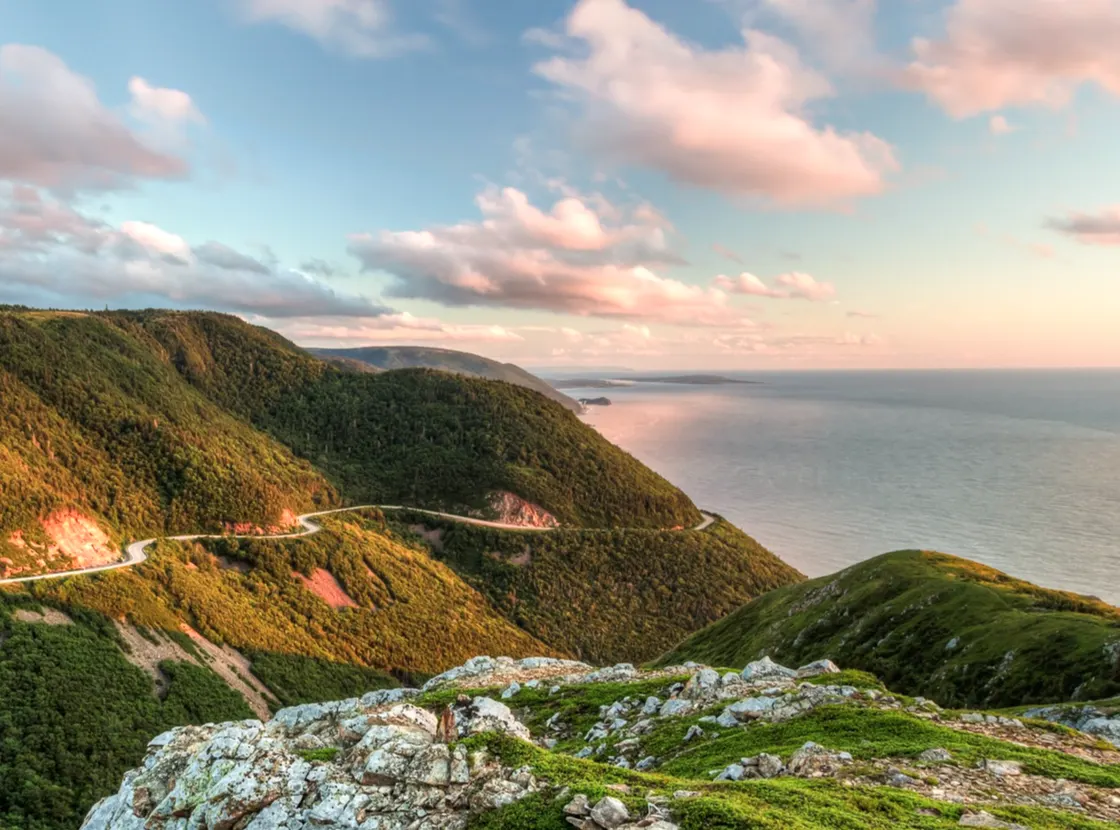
<box><xmin>530</xmin><ymin>0</ymin><xmax>897</xmax><ymax>207</ymax></box>
<box><xmin>238</xmin><ymin>0</ymin><xmax>428</xmax><ymax>57</ymax></box>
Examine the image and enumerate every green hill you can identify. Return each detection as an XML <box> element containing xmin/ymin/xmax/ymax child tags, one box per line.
<box><xmin>309</xmin><ymin>345</ymin><xmax>582</xmax><ymax>412</ymax></box>
<box><xmin>658</xmin><ymin>550</ymin><xmax>1120</xmax><ymax>709</ymax></box>
<box><xmin>0</xmin><ymin>308</ymin><xmax>701</xmax><ymax>577</ymax></box>
<box><xmin>393</xmin><ymin>511</ymin><xmax>802</xmax><ymax>665</ymax></box>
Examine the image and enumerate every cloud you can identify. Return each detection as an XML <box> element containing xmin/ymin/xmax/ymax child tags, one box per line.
<box><xmin>128</xmin><ymin>77</ymin><xmax>205</xmax><ymax>125</ymax></box>
<box><xmin>530</xmin><ymin>0</ymin><xmax>897</xmax><ymax>207</ymax></box>
<box><xmin>1046</xmin><ymin>207</ymin><xmax>1120</xmax><ymax>246</ymax></box>
<box><xmin>714</xmin><ymin>270</ymin><xmax>837</xmax><ymax>301</ymax></box>
<box><xmin>0</xmin><ymin>186</ymin><xmax>392</xmax><ymax>318</ymax></box>
<box><xmin>777</xmin><ymin>271</ymin><xmax>836</xmax><ymax>301</ymax></box>
<box><xmin>0</xmin><ymin>44</ymin><xmax>187</xmax><ymax>191</ymax></box>
<box><xmin>906</xmin><ymin>0</ymin><xmax>1120</xmax><ymax>117</ymax></box>
<box><xmin>238</xmin><ymin>0</ymin><xmax>429</xmax><ymax>57</ymax></box>
<box><xmin>713</xmin><ymin>243</ymin><xmax>745</xmax><ymax>264</ymax></box>
<box><xmin>274</xmin><ymin>312</ymin><xmax>523</xmax><ymax>345</ymax></box>
<box><xmin>989</xmin><ymin>114</ymin><xmax>1014</xmax><ymax>135</ymax></box>
<box><xmin>751</xmin><ymin>0</ymin><xmax>881</xmax><ymax>74</ymax></box>
<box><xmin>348</xmin><ymin>185</ymin><xmax>747</xmax><ymax>326</ymax></box>
<box><xmin>846</xmin><ymin>309</ymin><xmax>878</xmax><ymax>318</ymax></box>
<box><xmin>299</xmin><ymin>257</ymin><xmax>339</xmax><ymax>276</ymax></box>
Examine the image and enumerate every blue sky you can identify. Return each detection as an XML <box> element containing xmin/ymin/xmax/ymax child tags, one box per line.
<box><xmin>1</xmin><ymin>0</ymin><xmax>1118</xmax><ymax>369</ymax></box>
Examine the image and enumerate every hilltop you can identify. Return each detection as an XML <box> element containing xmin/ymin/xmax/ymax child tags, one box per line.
<box><xmin>658</xmin><ymin>550</ymin><xmax>1120</xmax><ymax>709</ymax></box>
<box><xmin>81</xmin><ymin>653</ymin><xmax>1120</xmax><ymax>830</ymax></box>
<box><xmin>310</xmin><ymin>345</ymin><xmax>583</xmax><ymax>412</ymax></box>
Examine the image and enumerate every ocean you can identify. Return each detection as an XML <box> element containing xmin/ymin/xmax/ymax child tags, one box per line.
<box><xmin>572</xmin><ymin>369</ymin><xmax>1120</xmax><ymax>604</ymax></box>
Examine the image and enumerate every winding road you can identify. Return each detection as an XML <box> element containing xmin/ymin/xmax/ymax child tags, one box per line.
<box><xmin>0</xmin><ymin>506</ymin><xmax>716</xmax><ymax>586</ymax></box>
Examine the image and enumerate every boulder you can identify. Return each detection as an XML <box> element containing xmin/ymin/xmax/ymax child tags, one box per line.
<box><xmin>740</xmin><ymin>656</ymin><xmax>796</xmax><ymax>682</ymax></box>
<box><xmin>589</xmin><ymin>796</ymin><xmax>630</xmax><ymax>828</ymax></box>
<box><xmin>785</xmin><ymin>742</ymin><xmax>852</xmax><ymax>777</ymax></box>
<box><xmin>918</xmin><ymin>748</ymin><xmax>953</xmax><ymax>763</ymax></box>
<box><xmin>795</xmin><ymin>659</ymin><xmax>841</xmax><ymax>678</ymax></box>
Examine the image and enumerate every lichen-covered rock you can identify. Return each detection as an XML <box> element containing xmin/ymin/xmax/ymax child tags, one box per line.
<box><xmin>80</xmin><ymin>696</ymin><xmax>539</xmax><ymax>830</ymax></box>
<box><xmin>785</xmin><ymin>741</ymin><xmax>852</xmax><ymax>777</ymax></box>
<box><xmin>795</xmin><ymin>659</ymin><xmax>841</xmax><ymax>678</ymax></box>
<box><xmin>741</xmin><ymin>656</ymin><xmax>796</xmax><ymax>682</ymax></box>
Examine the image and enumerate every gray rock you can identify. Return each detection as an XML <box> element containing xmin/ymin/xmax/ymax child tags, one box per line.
<box><xmin>982</xmin><ymin>759</ymin><xmax>1022</xmax><ymax>777</ymax></box>
<box><xmin>716</xmin><ymin>763</ymin><xmax>745</xmax><ymax>781</ymax></box>
<box><xmin>785</xmin><ymin>741</ymin><xmax>851</xmax><ymax>777</ymax></box>
<box><xmin>756</xmin><ymin>753</ymin><xmax>784</xmax><ymax>778</ymax></box>
<box><xmin>635</xmin><ymin>756</ymin><xmax>658</xmax><ymax>771</ymax></box>
<box><xmin>959</xmin><ymin>712</ymin><xmax>986</xmax><ymax>724</ymax></box>
<box><xmin>683</xmin><ymin>725</ymin><xmax>705</xmax><ymax>742</ymax></box>
<box><xmin>918</xmin><ymin>748</ymin><xmax>953</xmax><ymax>762</ymax></box>
<box><xmin>795</xmin><ymin>659</ymin><xmax>841</xmax><ymax>678</ymax></box>
<box><xmin>658</xmin><ymin>699</ymin><xmax>693</xmax><ymax>718</ymax></box>
<box><xmin>682</xmin><ymin>668</ymin><xmax>720</xmax><ymax>699</ymax></box>
<box><xmin>500</xmin><ymin>682</ymin><xmax>521</xmax><ymax>699</ymax></box>
<box><xmin>946</xmin><ymin>637</ymin><xmax>960</xmax><ymax>651</ymax></box>
<box><xmin>590</xmin><ymin>796</ymin><xmax>630</xmax><ymax>828</ymax></box>
<box><xmin>564</xmin><ymin>793</ymin><xmax>591</xmax><ymax>815</ymax></box>
<box><xmin>641</xmin><ymin>696</ymin><xmax>662</xmax><ymax>716</ymax></box>
<box><xmin>741</xmin><ymin>656</ymin><xmax>796</xmax><ymax>682</ymax></box>
<box><xmin>722</xmin><ymin>696</ymin><xmax>777</xmax><ymax>723</ymax></box>
<box><xmin>958</xmin><ymin>811</ymin><xmax>1028</xmax><ymax>829</ymax></box>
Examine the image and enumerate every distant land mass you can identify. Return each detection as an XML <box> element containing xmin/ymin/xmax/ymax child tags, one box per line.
<box><xmin>311</xmin><ymin>346</ymin><xmax>583</xmax><ymax>412</ymax></box>
<box><xmin>552</xmin><ymin>374</ymin><xmax>759</xmax><ymax>389</ymax></box>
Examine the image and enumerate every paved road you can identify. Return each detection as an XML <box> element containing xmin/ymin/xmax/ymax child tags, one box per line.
<box><xmin>0</xmin><ymin>506</ymin><xmax>716</xmax><ymax>585</ymax></box>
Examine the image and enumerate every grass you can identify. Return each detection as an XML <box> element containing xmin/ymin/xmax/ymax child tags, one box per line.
<box><xmin>659</xmin><ymin>550</ymin><xmax>1120</xmax><ymax>708</ymax></box>
<box><xmin>465</xmin><ymin>732</ymin><xmax>1117</xmax><ymax>830</ymax></box>
<box><xmin>296</xmin><ymin>747</ymin><xmax>340</xmax><ymax>763</ymax></box>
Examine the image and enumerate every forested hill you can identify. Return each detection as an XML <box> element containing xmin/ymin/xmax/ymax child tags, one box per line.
<box><xmin>309</xmin><ymin>345</ymin><xmax>582</xmax><ymax>413</ymax></box>
<box><xmin>0</xmin><ymin>308</ymin><xmax>699</xmax><ymax>576</ymax></box>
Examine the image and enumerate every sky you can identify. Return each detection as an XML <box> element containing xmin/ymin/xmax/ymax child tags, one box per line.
<box><xmin>1</xmin><ymin>0</ymin><xmax>1119</xmax><ymax>370</ymax></box>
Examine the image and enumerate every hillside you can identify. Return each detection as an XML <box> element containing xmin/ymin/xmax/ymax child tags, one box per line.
<box><xmin>82</xmin><ymin>654</ymin><xmax>1120</xmax><ymax>830</ymax></box>
<box><xmin>0</xmin><ymin>308</ymin><xmax>702</xmax><ymax>581</ymax></box>
<box><xmin>392</xmin><ymin>512</ymin><xmax>802</xmax><ymax>664</ymax></box>
<box><xmin>310</xmin><ymin>345</ymin><xmax>583</xmax><ymax>412</ymax></box>
<box><xmin>1</xmin><ymin>511</ymin><xmax>554</xmax><ymax>830</ymax></box>
<box><xmin>658</xmin><ymin>550</ymin><xmax>1120</xmax><ymax>709</ymax></box>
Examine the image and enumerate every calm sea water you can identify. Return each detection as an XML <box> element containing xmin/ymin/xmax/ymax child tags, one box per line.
<box><xmin>572</xmin><ymin>370</ymin><xmax>1120</xmax><ymax>604</ymax></box>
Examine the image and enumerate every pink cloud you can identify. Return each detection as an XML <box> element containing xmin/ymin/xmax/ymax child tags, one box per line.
<box><xmin>0</xmin><ymin>45</ymin><xmax>187</xmax><ymax>191</ymax></box>
<box><xmin>907</xmin><ymin>0</ymin><xmax>1120</xmax><ymax>117</ymax></box>
<box><xmin>0</xmin><ymin>186</ymin><xmax>390</xmax><ymax>318</ymax></box>
<box><xmin>989</xmin><ymin>114</ymin><xmax>1014</xmax><ymax>135</ymax></box>
<box><xmin>714</xmin><ymin>270</ymin><xmax>837</xmax><ymax>301</ymax></box>
<box><xmin>1046</xmin><ymin>206</ymin><xmax>1120</xmax><ymax>246</ymax></box>
<box><xmin>712</xmin><ymin>243</ymin><xmax>745</xmax><ymax>264</ymax></box>
<box><xmin>531</xmin><ymin>0</ymin><xmax>897</xmax><ymax>207</ymax></box>
<box><xmin>273</xmin><ymin>312</ymin><xmax>524</xmax><ymax>346</ymax></box>
<box><xmin>349</xmin><ymin>186</ymin><xmax>748</xmax><ymax>327</ymax></box>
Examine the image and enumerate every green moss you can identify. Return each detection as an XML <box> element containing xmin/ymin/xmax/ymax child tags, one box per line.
<box><xmin>296</xmin><ymin>747</ymin><xmax>340</xmax><ymax>763</ymax></box>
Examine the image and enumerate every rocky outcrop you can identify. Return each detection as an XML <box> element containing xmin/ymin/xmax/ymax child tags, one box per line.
<box><xmin>1022</xmin><ymin>703</ymin><xmax>1120</xmax><ymax>748</ymax></box>
<box><xmin>486</xmin><ymin>492</ymin><xmax>559</xmax><ymax>528</ymax></box>
<box><xmin>82</xmin><ymin>690</ymin><xmax>541</xmax><ymax>830</ymax></box>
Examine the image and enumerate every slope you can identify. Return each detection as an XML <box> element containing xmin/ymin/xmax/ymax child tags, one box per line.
<box><xmin>115</xmin><ymin>309</ymin><xmax>701</xmax><ymax>528</ymax></box>
<box><xmin>310</xmin><ymin>345</ymin><xmax>583</xmax><ymax>412</ymax></box>
<box><xmin>657</xmin><ymin>550</ymin><xmax>1120</xmax><ymax>708</ymax></box>
<box><xmin>0</xmin><ymin>311</ymin><xmax>336</xmax><ymax>577</ymax></box>
<box><xmin>393</xmin><ymin>512</ymin><xmax>803</xmax><ymax>665</ymax></box>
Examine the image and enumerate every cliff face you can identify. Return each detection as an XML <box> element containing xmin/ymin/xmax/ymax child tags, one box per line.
<box><xmin>486</xmin><ymin>491</ymin><xmax>560</xmax><ymax>528</ymax></box>
<box><xmin>82</xmin><ymin>655</ymin><xmax>1120</xmax><ymax>829</ymax></box>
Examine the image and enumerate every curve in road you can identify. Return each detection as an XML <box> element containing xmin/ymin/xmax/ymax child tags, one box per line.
<box><xmin>0</xmin><ymin>506</ymin><xmax>716</xmax><ymax>586</ymax></box>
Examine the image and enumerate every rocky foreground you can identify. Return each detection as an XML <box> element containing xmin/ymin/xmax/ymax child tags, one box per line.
<box><xmin>83</xmin><ymin>656</ymin><xmax>1120</xmax><ymax>829</ymax></box>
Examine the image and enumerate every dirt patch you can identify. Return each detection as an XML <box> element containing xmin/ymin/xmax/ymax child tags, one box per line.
<box><xmin>946</xmin><ymin>718</ymin><xmax>1120</xmax><ymax>766</ymax></box>
<box><xmin>179</xmin><ymin>624</ymin><xmax>275</xmax><ymax>719</ymax></box>
<box><xmin>216</xmin><ymin>555</ymin><xmax>251</xmax><ymax>573</ymax></box>
<box><xmin>115</xmin><ymin>621</ymin><xmax>197</xmax><ymax>697</ymax></box>
<box><xmin>486</xmin><ymin>547</ymin><xmax>532</xmax><ymax>567</ymax></box>
<box><xmin>13</xmin><ymin>608</ymin><xmax>72</xmax><ymax>625</ymax></box>
<box><xmin>488</xmin><ymin>492</ymin><xmax>559</xmax><ymax>528</ymax></box>
<box><xmin>293</xmin><ymin>567</ymin><xmax>359</xmax><ymax>609</ymax></box>
<box><xmin>409</xmin><ymin>525</ymin><xmax>444</xmax><ymax>551</ymax></box>
<box><xmin>41</xmin><ymin>510</ymin><xmax>119</xmax><ymax>568</ymax></box>
<box><xmin>223</xmin><ymin>508</ymin><xmax>301</xmax><ymax>536</ymax></box>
